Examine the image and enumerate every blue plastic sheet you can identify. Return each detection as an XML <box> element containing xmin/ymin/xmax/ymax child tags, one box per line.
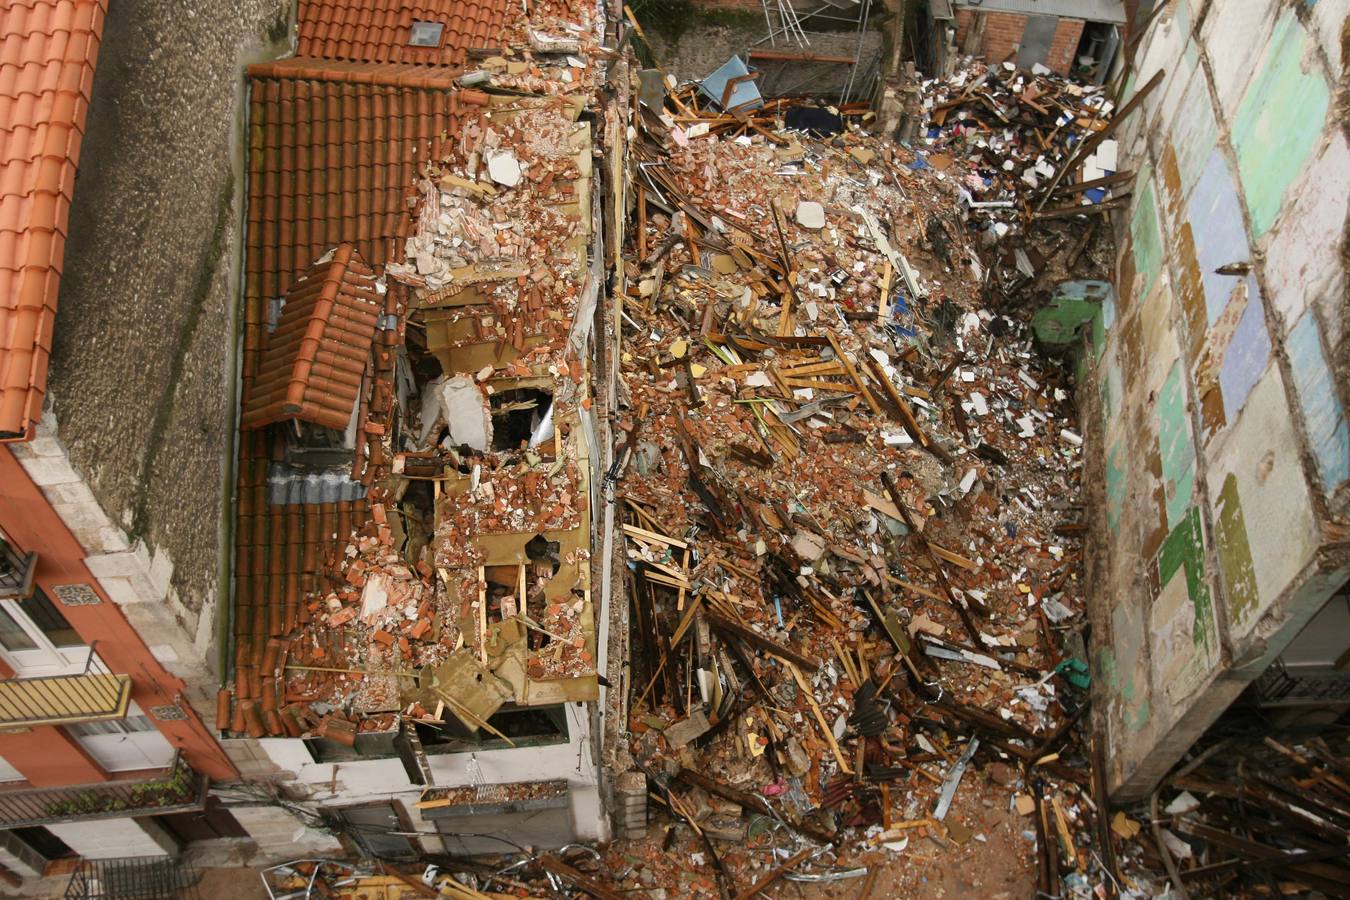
<box><xmin>699</xmin><ymin>56</ymin><xmax>763</xmax><ymax>113</ymax></box>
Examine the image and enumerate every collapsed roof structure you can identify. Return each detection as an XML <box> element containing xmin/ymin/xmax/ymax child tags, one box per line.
<box><xmin>218</xmin><ymin>0</ymin><xmax>621</xmax><ymax>854</ymax></box>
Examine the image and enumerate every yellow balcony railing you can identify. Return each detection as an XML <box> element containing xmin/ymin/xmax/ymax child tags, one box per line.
<box><xmin>0</xmin><ymin>644</ymin><xmax>131</xmax><ymax>730</ymax></box>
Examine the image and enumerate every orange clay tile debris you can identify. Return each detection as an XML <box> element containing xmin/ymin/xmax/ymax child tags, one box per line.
<box><xmin>0</xmin><ymin>0</ymin><xmax>107</xmax><ymax>441</ymax></box>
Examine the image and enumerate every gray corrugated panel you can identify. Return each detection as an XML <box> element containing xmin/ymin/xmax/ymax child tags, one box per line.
<box><xmin>930</xmin><ymin>0</ymin><xmax>955</xmax><ymax>20</ymax></box>
<box><xmin>952</xmin><ymin>0</ymin><xmax>1126</xmax><ymax>24</ymax></box>
<box><xmin>268</xmin><ymin>463</ymin><xmax>367</xmax><ymax>505</ymax></box>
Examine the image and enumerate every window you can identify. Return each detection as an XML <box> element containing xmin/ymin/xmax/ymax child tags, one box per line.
<box><xmin>0</xmin><ymin>589</ymin><xmax>86</xmax><ymax>673</ymax></box>
<box><xmin>0</xmin><ymin>605</ymin><xmax>37</xmax><ymax>652</ymax></box>
<box><xmin>331</xmin><ymin>802</ymin><xmax>416</xmax><ymax>859</ymax></box>
<box><xmin>0</xmin><ymin>753</ymin><xmax>25</xmax><ymax>783</ymax></box>
<box><xmin>0</xmin><ymin>529</ymin><xmax>36</xmax><ymax>600</ymax></box>
<box><xmin>408</xmin><ymin>21</ymin><xmax>444</xmax><ymax>48</ymax></box>
<box><xmin>17</xmin><ymin>590</ymin><xmax>80</xmax><ymax>647</ymax></box>
<box><xmin>66</xmin><ymin>713</ymin><xmax>156</xmax><ymax>738</ymax></box>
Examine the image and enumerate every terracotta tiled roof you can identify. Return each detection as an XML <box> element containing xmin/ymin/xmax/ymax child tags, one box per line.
<box><xmin>232</xmin><ymin>427</ymin><xmax>370</xmax><ymax>736</ymax></box>
<box><xmin>242</xmin><ymin>244</ymin><xmax>381</xmax><ymax>432</ymax></box>
<box><xmin>0</xmin><ymin>0</ymin><xmax>106</xmax><ymax>442</ymax></box>
<box><xmin>245</xmin><ymin>74</ymin><xmax>460</xmax><ymax>305</ymax></box>
<box><xmin>296</xmin><ymin>0</ymin><xmax>509</xmax><ymax>68</ymax></box>
<box><xmin>247</xmin><ymin>57</ymin><xmax>463</xmax><ymax>89</ymax></box>
<box><xmin>229</xmin><ymin>2</ymin><xmax>507</xmax><ymax>736</ymax></box>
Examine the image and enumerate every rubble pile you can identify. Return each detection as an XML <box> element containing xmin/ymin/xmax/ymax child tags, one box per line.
<box><xmin>919</xmin><ymin>61</ymin><xmax>1131</xmax><ymax>306</ymax></box>
<box><xmin>605</xmin><ymin>57</ymin><xmax>1160</xmax><ymax>897</ymax></box>
<box><xmin>228</xmin><ymin>0</ymin><xmax>605</xmax><ymax>749</ymax></box>
<box><xmin>1111</xmin><ymin>731</ymin><xmax>1350</xmax><ymax>897</ymax></box>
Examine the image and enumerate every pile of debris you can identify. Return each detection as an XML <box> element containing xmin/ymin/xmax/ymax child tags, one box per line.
<box><xmin>1110</xmin><ymin>731</ymin><xmax>1350</xmax><ymax>897</ymax></box>
<box><xmin>603</xmin><ymin>52</ymin><xmax>1163</xmax><ymax>898</ymax></box>
<box><xmin>917</xmin><ymin>60</ymin><xmax>1156</xmax><ymax>307</ymax></box>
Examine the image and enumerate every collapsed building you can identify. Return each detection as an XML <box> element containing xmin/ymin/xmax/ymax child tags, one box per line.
<box><xmin>0</xmin><ymin>0</ymin><xmax>1337</xmax><ymax>893</ymax></box>
<box><xmin>214</xmin><ymin>0</ymin><xmax>622</xmax><ymax>858</ymax></box>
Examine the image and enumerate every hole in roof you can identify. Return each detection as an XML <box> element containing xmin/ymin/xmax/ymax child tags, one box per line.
<box><xmin>489</xmin><ymin>387</ymin><xmax>553</xmax><ymax>453</ymax></box>
<box><xmin>409</xmin><ymin>21</ymin><xmax>445</xmax><ymax>48</ymax></box>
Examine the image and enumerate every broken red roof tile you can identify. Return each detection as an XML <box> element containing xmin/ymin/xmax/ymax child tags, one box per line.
<box><xmin>295</xmin><ymin>0</ymin><xmax>510</xmax><ymax>68</ymax></box>
<box><xmin>242</xmin><ymin>243</ymin><xmax>382</xmax><ymax>432</ymax></box>
<box><xmin>0</xmin><ymin>0</ymin><xmax>106</xmax><ymax>441</ymax></box>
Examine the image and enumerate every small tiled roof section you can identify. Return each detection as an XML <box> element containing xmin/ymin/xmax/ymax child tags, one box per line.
<box><xmin>296</xmin><ymin>0</ymin><xmax>509</xmax><ymax>68</ymax></box>
<box><xmin>242</xmin><ymin>244</ymin><xmax>381</xmax><ymax>432</ymax></box>
<box><xmin>0</xmin><ymin>0</ymin><xmax>106</xmax><ymax>442</ymax></box>
<box><xmin>245</xmin><ymin>71</ymin><xmax>461</xmax><ymax>304</ymax></box>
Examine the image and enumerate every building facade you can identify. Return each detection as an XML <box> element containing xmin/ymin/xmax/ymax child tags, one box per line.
<box><xmin>0</xmin><ymin>0</ymin><xmax>289</xmax><ymax>880</ymax></box>
<box><xmin>1082</xmin><ymin>0</ymin><xmax>1349</xmax><ymax>800</ymax></box>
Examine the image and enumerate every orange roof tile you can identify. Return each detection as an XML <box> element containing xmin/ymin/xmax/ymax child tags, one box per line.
<box><xmin>245</xmin><ymin>74</ymin><xmax>460</xmax><ymax>306</ymax></box>
<box><xmin>296</xmin><ymin>0</ymin><xmax>509</xmax><ymax>68</ymax></box>
<box><xmin>0</xmin><ymin>0</ymin><xmax>106</xmax><ymax>442</ymax></box>
<box><xmin>247</xmin><ymin>56</ymin><xmax>463</xmax><ymax>89</ymax></box>
<box><xmin>242</xmin><ymin>244</ymin><xmax>382</xmax><ymax>432</ymax></box>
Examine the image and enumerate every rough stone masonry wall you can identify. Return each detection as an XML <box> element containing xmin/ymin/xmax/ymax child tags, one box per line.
<box><xmin>1082</xmin><ymin>0</ymin><xmax>1349</xmax><ymax>800</ymax></box>
<box><xmin>28</xmin><ymin>1</ymin><xmax>292</xmax><ymax>696</ymax></box>
<box><xmin>639</xmin><ymin>3</ymin><xmax>884</xmax><ymax>97</ymax></box>
<box><xmin>952</xmin><ymin>9</ymin><xmax>1086</xmax><ymax>76</ymax></box>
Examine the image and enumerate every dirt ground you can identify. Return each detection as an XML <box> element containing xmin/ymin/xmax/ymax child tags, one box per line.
<box><xmin>815</xmin><ymin>791</ymin><xmax>1035</xmax><ymax>899</ymax></box>
<box><xmin>607</xmin><ymin>764</ymin><xmax>1038</xmax><ymax>899</ymax></box>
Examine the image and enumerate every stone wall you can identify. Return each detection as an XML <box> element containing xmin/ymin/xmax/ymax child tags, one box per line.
<box><xmin>1079</xmin><ymin>0</ymin><xmax>1348</xmax><ymax>800</ymax></box>
<box><xmin>639</xmin><ymin>4</ymin><xmax>885</xmax><ymax>98</ymax></box>
<box><xmin>41</xmin><ymin>0</ymin><xmax>292</xmax><ymax>678</ymax></box>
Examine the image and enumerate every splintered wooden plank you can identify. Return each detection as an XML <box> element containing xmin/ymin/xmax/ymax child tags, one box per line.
<box><xmin>789</xmin><ymin>662</ymin><xmax>852</xmax><ymax>774</ymax></box>
<box><xmin>781</xmin><ymin>377</ymin><xmax>859</xmax><ymax>393</ymax></box>
<box><xmin>777</xmin><ymin>359</ymin><xmax>845</xmax><ymax>377</ymax></box>
<box><xmin>876</xmin><ymin>259</ymin><xmax>895</xmax><ymax>322</ymax></box>
<box><xmin>826</xmin><ymin>329</ymin><xmax>882</xmax><ymax>414</ymax></box>
<box><xmin>622</xmin><ymin>523</ymin><xmax>688</xmax><ymax>549</ymax></box>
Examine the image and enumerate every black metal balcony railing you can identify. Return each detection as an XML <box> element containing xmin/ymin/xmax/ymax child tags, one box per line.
<box><xmin>1254</xmin><ymin>659</ymin><xmax>1350</xmax><ymax>708</ymax></box>
<box><xmin>0</xmin><ymin>644</ymin><xmax>131</xmax><ymax>730</ymax></box>
<box><xmin>0</xmin><ymin>537</ymin><xmax>36</xmax><ymax>600</ymax></box>
<box><xmin>0</xmin><ymin>751</ymin><xmax>206</xmax><ymax>828</ymax></box>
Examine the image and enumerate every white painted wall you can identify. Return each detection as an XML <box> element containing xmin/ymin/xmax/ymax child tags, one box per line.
<box><xmin>47</xmin><ymin>816</ymin><xmax>178</xmax><ymax>860</ymax></box>
<box><xmin>253</xmin><ymin>701</ymin><xmax>609</xmax><ymax>845</ymax></box>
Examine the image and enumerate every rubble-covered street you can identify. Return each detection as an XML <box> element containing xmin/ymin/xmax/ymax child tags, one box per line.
<box><xmin>596</xmin><ymin>53</ymin><xmax>1151</xmax><ymax>898</ymax></box>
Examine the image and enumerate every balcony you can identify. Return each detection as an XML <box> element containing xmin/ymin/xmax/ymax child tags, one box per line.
<box><xmin>0</xmin><ymin>645</ymin><xmax>132</xmax><ymax>730</ymax></box>
<box><xmin>0</xmin><ymin>537</ymin><xmax>35</xmax><ymax>600</ymax></box>
<box><xmin>0</xmin><ymin>751</ymin><xmax>207</xmax><ymax>828</ymax></box>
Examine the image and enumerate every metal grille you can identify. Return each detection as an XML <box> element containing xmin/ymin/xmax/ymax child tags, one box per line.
<box><xmin>1254</xmin><ymin>659</ymin><xmax>1350</xmax><ymax>708</ymax></box>
<box><xmin>0</xmin><ymin>751</ymin><xmax>205</xmax><ymax>828</ymax></box>
<box><xmin>148</xmin><ymin>704</ymin><xmax>188</xmax><ymax>722</ymax></box>
<box><xmin>53</xmin><ymin>584</ymin><xmax>102</xmax><ymax>607</ymax></box>
<box><xmin>64</xmin><ymin>856</ymin><xmax>201</xmax><ymax>900</ymax></box>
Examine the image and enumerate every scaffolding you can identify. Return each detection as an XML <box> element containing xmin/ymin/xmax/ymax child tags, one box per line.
<box><xmin>753</xmin><ymin>0</ymin><xmax>878</xmax><ymax>104</ymax></box>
